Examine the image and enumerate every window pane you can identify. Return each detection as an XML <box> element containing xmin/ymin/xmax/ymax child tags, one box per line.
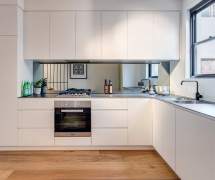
<box><xmin>195</xmin><ymin>40</ymin><xmax>215</xmax><ymax>75</ymax></box>
<box><xmin>196</xmin><ymin>2</ymin><xmax>215</xmax><ymax>42</ymax></box>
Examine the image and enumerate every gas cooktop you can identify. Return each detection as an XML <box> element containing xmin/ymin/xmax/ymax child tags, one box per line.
<box><xmin>57</xmin><ymin>88</ymin><xmax>92</xmax><ymax>97</ymax></box>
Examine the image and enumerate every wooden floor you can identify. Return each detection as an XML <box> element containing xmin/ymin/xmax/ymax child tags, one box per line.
<box><xmin>0</xmin><ymin>150</ymin><xmax>179</xmax><ymax>180</ymax></box>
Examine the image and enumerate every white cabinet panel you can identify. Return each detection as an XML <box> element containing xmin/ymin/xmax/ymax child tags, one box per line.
<box><xmin>92</xmin><ymin>110</ymin><xmax>127</xmax><ymax>128</ymax></box>
<box><xmin>0</xmin><ymin>6</ymin><xmax>17</xmax><ymax>35</ymax></box>
<box><xmin>153</xmin><ymin>12</ymin><xmax>180</xmax><ymax>59</ymax></box>
<box><xmin>24</xmin><ymin>12</ymin><xmax>50</xmax><ymax>59</ymax></box>
<box><xmin>128</xmin><ymin>12</ymin><xmax>154</xmax><ymax>60</ymax></box>
<box><xmin>0</xmin><ymin>37</ymin><xmax>17</xmax><ymax>146</ymax></box>
<box><xmin>128</xmin><ymin>11</ymin><xmax>179</xmax><ymax>60</ymax></box>
<box><xmin>55</xmin><ymin>137</ymin><xmax>91</xmax><ymax>146</ymax></box>
<box><xmin>102</xmin><ymin>12</ymin><xmax>127</xmax><ymax>59</ymax></box>
<box><xmin>50</xmin><ymin>12</ymin><xmax>76</xmax><ymax>59</ymax></box>
<box><xmin>18</xmin><ymin>99</ymin><xmax>54</xmax><ymax>110</ymax></box>
<box><xmin>153</xmin><ymin>100</ymin><xmax>176</xmax><ymax>170</ymax></box>
<box><xmin>18</xmin><ymin>129</ymin><xmax>54</xmax><ymax>146</ymax></box>
<box><xmin>18</xmin><ymin>110</ymin><xmax>54</xmax><ymax>129</ymax></box>
<box><xmin>127</xmin><ymin>99</ymin><xmax>152</xmax><ymax>145</ymax></box>
<box><xmin>92</xmin><ymin>98</ymin><xmax>127</xmax><ymax>110</ymax></box>
<box><xmin>76</xmin><ymin>12</ymin><xmax>102</xmax><ymax>59</ymax></box>
<box><xmin>176</xmin><ymin>108</ymin><xmax>215</xmax><ymax>180</ymax></box>
<box><xmin>92</xmin><ymin>128</ymin><xmax>127</xmax><ymax>146</ymax></box>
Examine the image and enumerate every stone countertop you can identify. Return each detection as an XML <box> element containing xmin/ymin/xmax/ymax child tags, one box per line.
<box><xmin>19</xmin><ymin>92</ymin><xmax>215</xmax><ymax>121</ymax></box>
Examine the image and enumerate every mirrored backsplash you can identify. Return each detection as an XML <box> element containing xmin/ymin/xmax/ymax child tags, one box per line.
<box><xmin>33</xmin><ymin>62</ymin><xmax>170</xmax><ymax>93</ymax></box>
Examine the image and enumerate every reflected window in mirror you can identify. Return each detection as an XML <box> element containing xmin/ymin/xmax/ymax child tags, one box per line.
<box><xmin>148</xmin><ymin>64</ymin><xmax>159</xmax><ymax>78</ymax></box>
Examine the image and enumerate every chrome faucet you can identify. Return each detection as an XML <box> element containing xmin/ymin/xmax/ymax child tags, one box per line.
<box><xmin>181</xmin><ymin>80</ymin><xmax>203</xmax><ymax>100</ymax></box>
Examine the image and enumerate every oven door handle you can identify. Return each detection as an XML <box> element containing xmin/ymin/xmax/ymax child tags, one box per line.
<box><xmin>61</xmin><ymin>109</ymin><xmax>84</xmax><ymax>113</ymax></box>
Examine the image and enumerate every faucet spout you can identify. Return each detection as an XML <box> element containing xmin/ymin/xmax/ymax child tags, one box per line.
<box><xmin>181</xmin><ymin>80</ymin><xmax>203</xmax><ymax>100</ymax></box>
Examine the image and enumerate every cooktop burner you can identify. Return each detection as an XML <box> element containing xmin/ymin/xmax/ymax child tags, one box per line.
<box><xmin>58</xmin><ymin>88</ymin><xmax>91</xmax><ymax>97</ymax></box>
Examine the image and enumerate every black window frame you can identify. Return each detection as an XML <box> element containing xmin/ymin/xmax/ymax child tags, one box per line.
<box><xmin>190</xmin><ymin>0</ymin><xmax>215</xmax><ymax>77</ymax></box>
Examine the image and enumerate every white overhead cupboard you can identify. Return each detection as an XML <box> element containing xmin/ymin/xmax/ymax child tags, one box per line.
<box><xmin>24</xmin><ymin>11</ymin><xmax>180</xmax><ymax>61</ymax></box>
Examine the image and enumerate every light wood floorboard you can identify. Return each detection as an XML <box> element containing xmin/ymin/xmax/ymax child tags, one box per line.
<box><xmin>0</xmin><ymin>150</ymin><xmax>180</xmax><ymax>180</ymax></box>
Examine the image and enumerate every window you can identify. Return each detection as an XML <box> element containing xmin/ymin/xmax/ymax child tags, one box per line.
<box><xmin>148</xmin><ymin>64</ymin><xmax>159</xmax><ymax>78</ymax></box>
<box><xmin>190</xmin><ymin>0</ymin><xmax>215</xmax><ymax>77</ymax></box>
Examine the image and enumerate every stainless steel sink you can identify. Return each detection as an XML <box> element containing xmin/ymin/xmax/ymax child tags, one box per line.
<box><xmin>173</xmin><ymin>100</ymin><xmax>198</xmax><ymax>104</ymax></box>
<box><xmin>166</xmin><ymin>97</ymin><xmax>201</xmax><ymax>104</ymax></box>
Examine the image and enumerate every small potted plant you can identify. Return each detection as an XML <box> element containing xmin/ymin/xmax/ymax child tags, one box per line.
<box><xmin>34</xmin><ymin>79</ymin><xmax>42</xmax><ymax>96</ymax></box>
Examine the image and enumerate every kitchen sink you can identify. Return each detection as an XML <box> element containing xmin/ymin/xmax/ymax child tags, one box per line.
<box><xmin>173</xmin><ymin>100</ymin><xmax>198</xmax><ymax>104</ymax></box>
<box><xmin>166</xmin><ymin>97</ymin><xmax>202</xmax><ymax>104</ymax></box>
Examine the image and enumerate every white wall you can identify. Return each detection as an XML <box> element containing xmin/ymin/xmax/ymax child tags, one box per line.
<box><xmin>170</xmin><ymin>0</ymin><xmax>215</xmax><ymax>102</ymax></box>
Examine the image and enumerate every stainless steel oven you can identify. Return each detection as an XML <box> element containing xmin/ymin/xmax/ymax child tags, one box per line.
<box><xmin>54</xmin><ymin>101</ymin><xmax>91</xmax><ymax>137</ymax></box>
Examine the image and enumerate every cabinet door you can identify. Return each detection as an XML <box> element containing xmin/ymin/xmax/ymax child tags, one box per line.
<box><xmin>50</xmin><ymin>12</ymin><xmax>75</xmax><ymax>59</ymax></box>
<box><xmin>24</xmin><ymin>12</ymin><xmax>50</xmax><ymax>59</ymax></box>
<box><xmin>176</xmin><ymin>109</ymin><xmax>215</xmax><ymax>180</ymax></box>
<box><xmin>76</xmin><ymin>12</ymin><xmax>102</xmax><ymax>59</ymax></box>
<box><xmin>18</xmin><ymin>129</ymin><xmax>54</xmax><ymax>146</ymax></box>
<box><xmin>92</xmin><ymin>128</ymin><xmax>127</xmax><ymax>146</ymax></box>
<box><xmin>153</xmin><ymin>100</ymin><xmax>176</xmax><ymax>170</ymax></box>
<box><xmin>128</xmin><ymin>99</ymin><xmax>153</xmax><ymax>145</ymax></box>
<box><xmin>128</xmin><ymin>12</ymin><xmax>154</xmax><ymax>60</ymax></box>
<box><xmin>128</xmin><ymin>11</ymin><xmax>179</xmax><ymax>60</ymax></box>
<box><xmin>153</xmin><ymin>12</ymin><xmax>179</xmax><ymax>60</ymax></box>
<box><xmin>102</xmin><ymin>12</ymin><xmax>127</xmax><ymax>59</ymax></box>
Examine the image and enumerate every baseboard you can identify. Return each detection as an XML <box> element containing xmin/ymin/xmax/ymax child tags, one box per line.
<box><xmin>0</xmin><ymin>145</ymin><xmax>154</xmax><ymax>151</ymax></box>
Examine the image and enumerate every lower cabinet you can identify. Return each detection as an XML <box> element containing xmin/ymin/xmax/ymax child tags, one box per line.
<box><xmin>17</xmin><ymin>100</ymin><xmax>54</xmax><ymax>146</ymax></box>
<box><xmin>153</xmin><ymin>100</ymin><xmax>176</xmax><ymax>170</ymax></box>
<box><xmin>55</xmin><ymin>137</ymin><xmax>91</xmax><ymax>146</ymax></box>
<box><xmin>176</xmin><ymin>108</ymin><xmax>215</xmax><ymax>180</ymax></box>
<box><xmin>18</xmin><ymin>129</ymin><xmax>54</xmax><ymax>146</ymax></box>
<box><xmin>127</xmin><ymin>98</ymin><xmax>153</xmax><ymax>145</ymax></box>
<box><xmin>92</xmin><ymin>128</ymin><xmax>127</xmax><ymax>146</ymax></box>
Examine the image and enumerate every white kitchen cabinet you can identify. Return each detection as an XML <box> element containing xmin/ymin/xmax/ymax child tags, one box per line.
<box><xmin>176</xmin><ymin>108</ymin><xmax>215</xmax><ymax>180</ymax></box>
<box><xmin>18</xmin><ymin>129</ymin><xmax>54</xmax><ymax>146</ymax></box>
<box><xmin>92</xmin><ymin>98</ymin><xmax>127</xmax><ymax>110</ymax></box>
<box><xmin>153</xmin><ymin>12</ymin><xmax>180</xmax><ymax>60</ymax></box>
<box><xmin>50</xmin><ymin>12</ymin><xmax>76</xmax><ymax>59</ymax></box>
<box><xmin>92</xmin><ymin>128</ymin><xmax>127</xmax><ymax>146</ymax></box>
<box><xmin>55</xmin><ymin>137</ymin><xmax>91</xmax><ymax>146</ymax></box>
<box><xmin>76</xmin><ymin>12</ymin><xmax>102</xmax><ymax>59</ymax></box>
<box><xmin>128</xmin><ymin>11</ymin><xmax>179</xmax><ymax>60</ymax></box>
<box><xmin>24</xmin><ymin>12</ymin><xmax>50</xmax><ymax>59</ymax></box>
<box><xmin>18</xmin><ymin>110</ymin><xmax>54</xmax><ymax>129</ymax></box>
<box><xmin>102</xmin><ymin>12</ymin><xmax>127</xmax><ymax>60</ymax></box>
<box><xmin>127</xmin><ymin>98</ymin><xmax>152</xmax><ymax>146</ymax></box>
<box><xmin>92</xmin><ymin>110</ymin><xmax>127</xmax><ymax>128</ymax></box>
<box><xmin>18</xmin><ymin>99</ymin><xmax>54</xmax><ymax>110</ymax></box>
<box><xmin>0</xmin><ymin>6</ymin><xmax>17</xmax><ymax>35</ymax></box>
<box><xmin>153</xmin><ymin>100</ymin><xmax>176</xmax><ymax>170</ymax></box>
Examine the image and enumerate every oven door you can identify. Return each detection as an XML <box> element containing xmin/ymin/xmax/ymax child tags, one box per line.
<box><xmin>55</xmin><ymin>108</ymin><xmax>91</xmax><ymax>137</ymax></box>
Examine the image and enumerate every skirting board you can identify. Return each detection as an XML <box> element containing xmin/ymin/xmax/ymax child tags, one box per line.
<box><xmin>0</xmin><ymin>146</ymin><xmax>154</xmax><ymax>151</ymax></box>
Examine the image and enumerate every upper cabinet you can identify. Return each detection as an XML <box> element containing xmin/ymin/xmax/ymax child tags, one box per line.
<box><xmin>102</xmin><ymin>12</ymin><xmax>127</xmax><ymax>60</ymax></box>
<box><xmin>76</xmin><ymin>12</ymin><xmax>102</xmax><ymax>60</ymax></box>
<box><xmin>128</xmin><ymin>11</ymin><xmax>179</xmax><ymax>60</ymax></box>
<box><xmin>24</xmin><ymin>12</ymin><xmax>50</xmax><ymax>60</ymax></box>
<box><xmin>50</xmin><ymin>12</ymin><xmax>76</xmax><ymax>59</ymax></box>
<box><xmin>24</xmin><ymin>11</ymin><xmax>180</xmax><ymax>61</ymax></box>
